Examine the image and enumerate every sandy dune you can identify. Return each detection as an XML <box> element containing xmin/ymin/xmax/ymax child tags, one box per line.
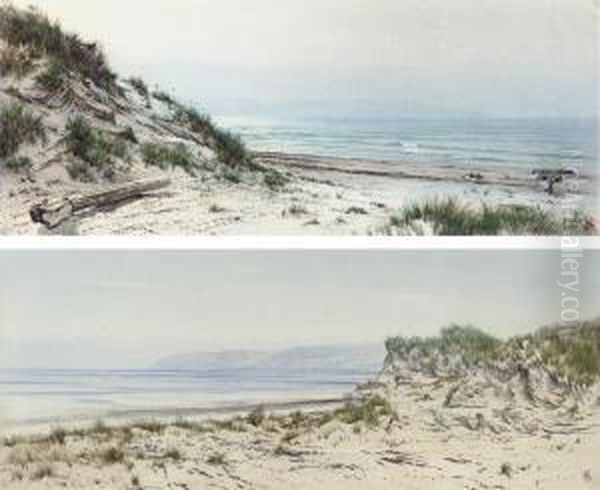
<box><xmin>2</xmin><ymin>346</ymin><xmax>599</xmax><ymax>490</ymax></box>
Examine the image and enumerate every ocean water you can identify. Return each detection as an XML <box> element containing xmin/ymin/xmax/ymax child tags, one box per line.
<box><xmin>218</xmin><ymin>116</ymin><xmax>598</xmax><ymax>176</ymax></box>
<box><xmin>0</xmin><ymin>366</ymin><xmax>376</xmax><ymax>429</ymax></box>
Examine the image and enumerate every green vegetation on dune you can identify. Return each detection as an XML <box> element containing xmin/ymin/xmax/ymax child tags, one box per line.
<box><xmin>383</xmin><ymin>197</ymin><xmax>592</xmax><ymax>235</ymax></box>
<box><xmin>386</xmin><ymin>319</ymin><xmax>600</xmax><ymax>385</ymax></box>
<box><xmin>0</xmin><ymin>5</ymin><xmax>285</xmax><ymax>186</ymax></box>
<box><xmin>128</xmin><ymin>77</ymin><xmax>149</xmax><ymax>99</ymax></box>
<box><xmin>65</xmin><ymin>117</ymin><xmax>128</xmax><ymax>181</ymax></box>
<box><xmin>385</xmin><ymin>325</ymin><xmax>502</xmax><ymax>365</ymax></box>
<box><xmin>35</xmin><ymin>60</ymin><xmax>67</xmax><ymax>91</ymax></box>
<box><xmin>0</xmin><ymin>5</ymin><xmax>118</xmax><ymax>91</ymax></box>
<box><xmin>141</xmin><ymin>142</ymin><xmax>197</xmax><ymax>176</ymax></box>
<box><xmin>171</xmin><ymin>104</ymin><xmax>256</xmax><ymax>170</ymax></box>
<box><xmin>520</xmin><ymin>319</ymin><xmax>600</xmax><ymax>386</ymax></box>
<box><xmin>322</xmin><ymin>395</ymin><xmax>396</xmax><ymax>428</ymax></box>
<box><xmin>0</xmin><ymin>101</ymin><xmax>46</xmax><ymax>160</ymax></box>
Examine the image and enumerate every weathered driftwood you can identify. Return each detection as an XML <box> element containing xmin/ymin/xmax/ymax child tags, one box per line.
<box><xmin>30</xmin><ymin>178</ymin><xmax>171</xmax><ymax>229</ymax></box>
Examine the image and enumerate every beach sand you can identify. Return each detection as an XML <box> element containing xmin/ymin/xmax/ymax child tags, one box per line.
<box><xmin>2</xmin><ymin>371</ymin><xmax>599</xmax><ymax>489</ymax></box>
<box><xmin>1</xmin><ymin>150</ymin><xmax>594</xmax><ymax>236</ymax></box>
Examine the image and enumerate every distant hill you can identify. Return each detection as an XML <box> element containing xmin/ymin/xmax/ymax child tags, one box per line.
<box><xmin>153</xmin><ymin>344</ymin><xmax>385</xmax><ymax>373</ymax></box>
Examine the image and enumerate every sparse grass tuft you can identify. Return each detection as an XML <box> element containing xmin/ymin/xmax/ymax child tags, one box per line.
<box><xmin>327</xmin><ymin>395</ymin><xmax>395</xmax><ymax>428</ymax></box>
<box><xmin>246</xmin><ymin>406</ymin><xmax>266</xmax><ymax>427</ymax></box>
<box><xmin>383</xmin><ymin>197</ymin><xmax>592</xmax><ymax>235</ymax></box>
<box><xmin>30</xmin><ymin>464</ymin><xmax>53</xmax><ymax>481</ymax></box>
<box><xmin>128</xmin><ymin>77</ymin><xmax>149</xmax><ymax>99</ymax></box>
<box><xmin>135</xmin><ymin>420</ymin><xmax>164</xmax><ymax>434</ymax></box>
<box><xmin>209</xmin><ymin>203</ymin><xmax>226</xmax><ymax>213</ymax></box>
<box><xmin>65</xmin><ymin>116</ymin><xmax>127</xmax><ymax>181</ymax></box>
<box><xmin>35</xmin><ymin>60</ymin><xmax>67</xmax><ymax>91</ymax></box>
<box><xmin>207</xmin><ymin>452</ymin><xmax>227</xmax><ymax>466</ymax></box>
<box><xmin>0</xmin><ymin>5</ymin><xmax>118</xmax><ymax>91</ymax></box>
<box><xmin>152</xmin><ymin>90</ymin><xmax>176</xmax><ymax>107</ymax></box>
<box><xmin>500</xmin><ymin>462</ymin><xmax>512</xmax><ymax>478</ymax></box>
<box><xmin>5</xmin><ymin>155</ymin><xmax>32</xmax><ymax>172</ymax></box>
<box><xmin>220</xmin><ymin>167</ymin><xmax>242</xmax><ymax>184</ymax></box>
<box><xmin>285</xmin><ymin>204</ymin><xmax>309</xmax><ymax>217</ymax></box>
<box><xmin>0</xmin><ymin>45</ymin><xmax>35</xmax><ymax>78</ymax></box>
<box><xmin>164</xmin><ymin>449</ymin><xmax>182</xmax><ymax>461</ymax></box>
<box><xmin>0</xmin><ymin>101</ymin><xmax>46</xmax><ymax>159</ymax></box>
<box><xmin>141</xmin><ymin>142</ymin><xmax>197</xmax><ymax>176</ymax></box>
<box><xmin>100</xmin><ymin>446</ymin><xmax>125</xmax><ymax>465</ymax></box>
<box><xmin>280</xmin><ymin>430</ymin><xmax>300</xmax><ymax>444</ymax></box>
<box><xmin>346</xmin><ymin>206</ymin><xmax>368</xmax><ymax>215</ymax></box>
<box><xmin>263</xmin><ymin>169</ymin><xmax>289</xmax><ymax>190</ymax></box>
<box><xmin>48</xmin><ymin>427</ymin><xmax>66</xmax><ymax>445</ymax></box>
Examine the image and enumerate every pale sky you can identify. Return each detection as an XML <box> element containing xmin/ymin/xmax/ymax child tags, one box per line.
<box><xmin>1</xmin><ymin>250</ymin><xmax>599</xmax><ymax>369</ymax></box>
<box><xmin>10</xmin><ymin>0</ymin><xmax>599</xmax><ymax>118</ymax></box>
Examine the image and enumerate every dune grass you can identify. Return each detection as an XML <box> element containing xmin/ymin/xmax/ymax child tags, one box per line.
<box><xmin>141</xmin><ymin>142</ymin><xmax>197</xmax><ymax>176</ymax></box>
<box><xmin>383</xmin><ymin>197</ymin><xmax>591</xmax><ymax>235</ymax></box>
<box><xmin>65</xmin><ymin>116</ymin><xmax>127</xmax><ymax>181</ymax></box>
<box><xmin>128</xmin><ymin>77</ymin><xmax>149</xmax><ymax>99</ymax></box>
<box><xmin>172</xmin><ymin>105</ymin><xmax>255</xmax><ymax>169</ymax></box>
<box><xmin>263</xmin><ymin>169</ymin><xmax>289</xmax><ymax>190</ymax></box>
<box><xmin>323</xmin><ymin>395</ymin><xmax>395</xmax><ymax>428</ymax></box>
<box><xmin>0</xmin><ymin>5</ymin><xmax>118</xmax><ymax>91</ymax></box>
<box><xmin>386</xmin><ymin>325</ymin><xmax>503</xmax><ymax>365</ymax></box>
<box><xmin>522</xmin><ymin>319</ymin><xmax>600</xmax><ymax>385</ymax></box>
<box><xmin>386</xmin><ymin>319</ymin><xmax>600</xmax><ymax>385</ymax></box>
<box><xmin>0</xmin><ymin>101</ymin><xmax>46</xmax><ymax>160</ymax></box>
<box><xmin>0</xmin><ymin>44</ymin><xmax>35</xmax><ymax>78</ymax></box>
<box><xmin>35</xmin><ymin>60</ymin><xmax>67</xmax><ymax>91</ymax></box>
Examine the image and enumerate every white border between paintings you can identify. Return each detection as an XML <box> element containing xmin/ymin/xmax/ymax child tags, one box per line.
<box><xmin>0</xmin><ymin>236</ymin><xmax>599</xmax><ymax>250</ymax></box>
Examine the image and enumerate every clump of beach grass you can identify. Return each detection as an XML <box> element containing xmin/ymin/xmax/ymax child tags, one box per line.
<box><xmin>382</xmin><ymin>197</ymin><xmax>592</xmax><ymax>235</ymax></box>
<box><xmin>48</xmin><ymin>427</ymin><xmax>67</xmax><ymax>445</ymax></box>
<box><xmin>263</xmin><ymin>169</ymin><xmax>289</xmax><ymax>190</ymax></box>
<box><xmin>0</xmin><ymin>5</ymin><xmax>118</xmax><ymax>91</ymax></box>
<box><xmin>128</xmin><ymin>77</ymin><xmax>149</xmax><ymax>99</ymax></box>
<box><xmin>320</xmin><ymin>395</ymin><xmax>395</xmax><ymax>429</ymax></box>
<box><xmin>152</xmin><ymin>90</ymin><xmax>176</xmax><ymax>107</ymax></box>
<box><xmin>35</xmin><ymin>60</ymin><xmax>68</xmax><ymax>91</ymax></box>
<box><xmin>0</xmin><ymin>101</ymin><xmax>46</xmax><ymax>159</ymax></box>
<box><xmin>30</xmin><ymin>463</ymin><xmax>53</xmax><ymax>481</ymax></box>
<box><xmin>209</xmin><ymin>203</ymin><xmax>227</xmax><ymax>213</ymax></box>
<box><xmin>207</xmin><ymin>452</ymin><xmax>227</xmax><ymax>466</ymax></box>
<box><xmin>100</xmin><ymin>446</ymin><xmax>125</xmax><ymax>465</ymax></box>
<box><xmin>246</xmin><ymin>405</ymin><xmax>266</xmax><ymax>427</ymax></box>
<box><xmin>141</xmin><ymin>142</ymin><xmax>197</xmax><ymax>175</ymax></box>
<box><xmin>164</xmin><ymin>448</ymin><xmax>182</xmax><ymax>461</ymax></box>
<box><xmin>174</xmin><ymin>105</ymin><xmax>254</xmax><ymax>167</ymax></box>
<box><xmin>65</xmin><ymin>116</ymin><xmax>127</xmax><ymax>181</ymax></box>
<box><xmin>346</xmin><ymin>206</ymin><xmax>368</xmax><ymax>215</ymax></box>
<box><xmin>285</xmin><ymin>204</ymin><xmax>309</xmax><ymax>217</ymax></box>
<box><xmin>385</xmin><ymin>324</ymin><xmax>503</xmax><ymax>366</ymax></box>
<box><xmin>0</xmin><ymin>44</ymin><xmax>35</xmax><ymax>78</ymax></box>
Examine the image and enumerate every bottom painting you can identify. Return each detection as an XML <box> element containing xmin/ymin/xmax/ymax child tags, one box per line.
<box><xmin>0</xmin><ymin>249</ymin><xmax>599</xmax><ymax>489</ymax></box>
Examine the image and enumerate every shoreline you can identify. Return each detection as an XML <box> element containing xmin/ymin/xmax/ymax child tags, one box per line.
<box><xmin>1</xmin><ymin>396</ymin><xmax>347</xmax><ymax>437</ymax></box>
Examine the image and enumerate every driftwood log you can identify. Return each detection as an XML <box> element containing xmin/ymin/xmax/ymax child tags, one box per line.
<box><xmin>30</xmin><ymin>178</ymin><xmax>171</xmax><ymax>229</ymax></box>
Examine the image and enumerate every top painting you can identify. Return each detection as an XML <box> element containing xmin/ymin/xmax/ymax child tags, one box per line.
<box><xmin>0</xmin><ymin>0</ymin><xmax>597</xmax><ymax>236</ymax></box>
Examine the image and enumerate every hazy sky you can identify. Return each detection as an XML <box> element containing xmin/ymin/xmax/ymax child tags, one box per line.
<box><xmin>10</xmin><ymin>0</ymin><xmax>598</xmax><ymax>117</ymax></box>
<box><xmin>1</xmin><ymin>249</ymin><xmax>599</xmax><ymax>369</ymax></box>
